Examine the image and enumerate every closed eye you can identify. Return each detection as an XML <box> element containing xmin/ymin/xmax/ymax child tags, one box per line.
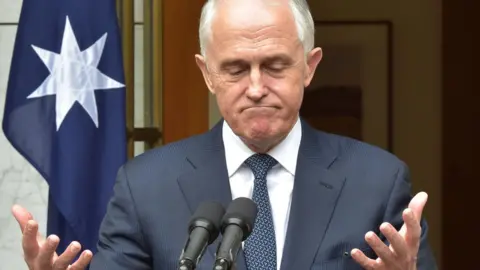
<box><xmin>263</xmin><ymin>55</ymin><xmax>292</xmax><ymax>74</ymax></box>
<box><xmin>220</xmin><ymin>59</ymin><xmax>249</xmax><ymax>75</ymax></box>
<box><xmin>266</xmin><ymin>64</ymin><xmax>285</xmax><ymax>72</ymax></box>
<box><xmin>227</xmin><ymin>68</ymin><xmax>246</xmax><ymax>76</ymax></box>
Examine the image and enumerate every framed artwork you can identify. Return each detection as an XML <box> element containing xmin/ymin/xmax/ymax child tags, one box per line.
<box><xmin>300</xmin><ymin>21</ymin><xmax>393</xmax><ymax>152</ymax></box>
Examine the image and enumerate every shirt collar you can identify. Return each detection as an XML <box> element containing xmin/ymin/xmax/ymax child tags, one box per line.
<box><xmin>222</xmin><ymin>117</ymin><xmax>302</xmax><ymax>177</ymax></box>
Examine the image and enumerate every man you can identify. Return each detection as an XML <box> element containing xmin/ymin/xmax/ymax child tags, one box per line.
<box><xmin>12</xmin><ymin>0</ymin><xmax>437</xmax><ymax>269</ymax></box>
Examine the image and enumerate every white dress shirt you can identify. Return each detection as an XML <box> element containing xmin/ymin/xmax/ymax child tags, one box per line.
<box><xmin>222</xmin><ymin>117</ymin><xmax>302</xmax><ymax>269</ymax></box>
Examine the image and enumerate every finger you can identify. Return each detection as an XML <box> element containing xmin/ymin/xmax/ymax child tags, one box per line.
<box><xmin>408</xmin><ymin>192</ymin><xmax>428</xmax><ymax>220</ymax></box>
<box><xmin>36</xmin><ymin>235</ymin><xmax>60</xmax><ymax>269</ymax></box>
<box><xmin>12</xmin><ymin>204</ymin><xmax>34</xmax><ymax>233</ymax></box>
<box><xmin>365</xmin><ymin>231</ymin><xmax>396</xmax><ymax>266</ymax></box>
<box><xmin>22</xmin><ymin>220</ymin><xmax>41</xmax><ymax>261</ymax></box>
<box><xmin>403</xmin><ymin>208</ymin><xmax>422</xmax><ymax>250</ymax></box>
<box><xmin>380</xmin><ymin>222</ymin><xmax>408</xmax><ymax>258</ymax></box>
<box><xmin>53</xmin><ymin>241</ymin><xmax>82</xmax><ymax>270</ymax></box>
<box><xmin>350</xmin><ymin>248</ymin><xmax>376</xmax><ymax>269</ymax></box>
<box><xmin>69</xmin><ymin>250</ymin><xmax>93</xmax><ymax>270</ymax></box>
<box><xmin>398</xmin><ymin>192</ymin><xmax>428</xmax><ymax>237</ymax></box>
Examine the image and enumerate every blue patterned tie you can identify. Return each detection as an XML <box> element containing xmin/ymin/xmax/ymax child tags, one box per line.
<box><xmin>243</xmin><ymin>154</ymin><xmax>278</xmax><ymax>270</ymax></box>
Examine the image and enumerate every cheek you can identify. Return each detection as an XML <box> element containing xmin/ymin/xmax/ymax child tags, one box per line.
<box><xmin>215</xmin><ymin>82</ymin><xmax>247</xmax><ymax>115</ymax></box>
<box><xmin>265</xmin><ymin>77</ymin><xmax>304</xmax><ymax>111</ymax></box>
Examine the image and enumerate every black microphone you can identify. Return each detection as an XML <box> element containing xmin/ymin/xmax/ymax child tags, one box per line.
<box><xmin>213</xmin><ymin>197</ymin><xmax>258</xmax><ymax>270</ymax></box>
<box><xmin>178</xmin><ymin>201</ymin><xmax>226</xmax><ymax>270</ymax></box>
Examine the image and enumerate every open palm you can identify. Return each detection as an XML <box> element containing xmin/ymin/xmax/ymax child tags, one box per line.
<box><xmin>11</xmin><ymin>205</ymin><xmax>92</xmax><ymax>270</ymax></box>
<box><xmin>352</xmin><ymin>192</ymin><xmax>428</xmax><ymax>270</ymax></box>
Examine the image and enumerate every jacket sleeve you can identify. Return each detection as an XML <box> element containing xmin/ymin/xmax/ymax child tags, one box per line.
<box><xmin>382</xmin><ymin>162</ymin><xmax>438</xmax><ymax>270</ymax></box>
<box><xmin>89</xmin><ymin>165</ymin><xmax>152</xmax><ymax>269</ymax></box>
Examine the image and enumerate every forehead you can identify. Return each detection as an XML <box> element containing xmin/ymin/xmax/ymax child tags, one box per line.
<box><xmin>208</xmin><ymin>0</ymin><xmax>300</xmax><ymax>59</ymax></box>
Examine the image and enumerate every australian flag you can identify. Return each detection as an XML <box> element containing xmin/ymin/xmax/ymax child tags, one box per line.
<box><xmin>2</xmin><ymin>0</ymin><xmax>127</xmax><ymax>256</ymax></box>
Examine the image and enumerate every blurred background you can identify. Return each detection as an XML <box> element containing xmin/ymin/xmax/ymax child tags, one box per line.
<box><xmin>0</xmin><ymin>0</ymin><xmax>476</xmax><ymax>269</ymax></box>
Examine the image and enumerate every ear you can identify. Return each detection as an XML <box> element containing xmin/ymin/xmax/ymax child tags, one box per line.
<box><xmin>303</xmin><ymin>47</ymin><xmax>323</xmax><ymax>87</ymax></box>
<box><xmin>195</xmin><ymin>54</ymin><xmax>216</xmax><ymax>94</ymax></box>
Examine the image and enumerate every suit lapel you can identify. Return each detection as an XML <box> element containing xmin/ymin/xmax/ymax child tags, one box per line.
<box><xmin>176</xmin><ymin>119</ymin><xmax>346</xmax><ymax>270</ymax></box>
<box><xmin>176</xmin><ymin>121</ymin><xmax>248</xmax><ymax>270</ymax></box>
<box><xmin>279</xmin><ymin>121</ymin><xmax>346</xmax><ymax>270</ymax></box>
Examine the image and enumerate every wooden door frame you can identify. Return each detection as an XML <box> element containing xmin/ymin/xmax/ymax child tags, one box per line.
<box><xmin>120</xmin><ymin>0</ymin><xmax>208</xmax><ymax>154</ymax></box>
<box><xmin>162</xmin><ymin>0</ymin><xmax>209</xmax><ymax>144</ymax></box>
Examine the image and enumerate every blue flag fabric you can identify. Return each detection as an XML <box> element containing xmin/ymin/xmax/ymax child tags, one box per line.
<box><xmin>2</xmin><ymin>0</ymin><xmax>127</xmax><ymax>255</ymax></box>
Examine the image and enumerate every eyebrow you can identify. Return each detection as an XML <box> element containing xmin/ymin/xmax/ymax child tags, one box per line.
<box><xmin>219</xmin><ymin>53</ymin><xmax>294</xmax><ymax>70</ymax></box>
<box><xmin>219</xmin><ymin>59</ymin><xmax>248</xmax><ymax>70</ymax></box>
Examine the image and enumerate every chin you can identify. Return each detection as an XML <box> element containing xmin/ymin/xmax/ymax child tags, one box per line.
<box><xmin>244</xmin><ymin>119</ymin><xmax>281</xmax><ymax>143</ymax></box>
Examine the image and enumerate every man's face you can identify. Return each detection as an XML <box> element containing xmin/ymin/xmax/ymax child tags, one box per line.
<box><xmin>196</xmin><ymin>0</ymin><xmax>322</xmax><ymax>151</ymax></box>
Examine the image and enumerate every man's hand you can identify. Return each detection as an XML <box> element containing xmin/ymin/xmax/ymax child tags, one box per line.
<box><xmin>351</xmin><ymin>192</ymin><xmax>428</xmax><ymax>270</ymax></box>
<box><xmin>11</xmin><ymin>205</ymin><xmax>93</xmax><ymax>270</ymax></box>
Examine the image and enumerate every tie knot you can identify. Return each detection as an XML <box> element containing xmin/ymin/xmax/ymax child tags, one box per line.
<box><xmin>244</xmin><ymin>154</ymin><xmax>278</xmax><ymax>179</ymax></box>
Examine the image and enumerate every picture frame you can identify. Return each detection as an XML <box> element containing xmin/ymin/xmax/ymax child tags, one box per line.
<box><xmin>300</xmin><ymin>21</ymin><xmax>394</xmax><ymax>152</ymax></box>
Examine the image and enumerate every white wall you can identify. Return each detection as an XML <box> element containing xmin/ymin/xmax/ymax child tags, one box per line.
<box><xmin>0</xmin><ymin>2</ymin><xmax>48</xmax><ymax>269</ymax></box>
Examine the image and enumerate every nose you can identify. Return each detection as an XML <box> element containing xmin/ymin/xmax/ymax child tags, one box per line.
<box><xmin>245</xmin><ymin>67</ymin><xmax>267</xmax><ymax>101</ymax></box>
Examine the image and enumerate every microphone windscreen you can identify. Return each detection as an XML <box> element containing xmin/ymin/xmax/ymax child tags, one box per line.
<box><xmin>222</xmin><ymin>197</ymin><xmax>258</xmax><ymax>238</ymax></box>
<box><xmin>188</xmin><ymin>201</ymin><xmax>226</xmax><ymax>243</ymax></box>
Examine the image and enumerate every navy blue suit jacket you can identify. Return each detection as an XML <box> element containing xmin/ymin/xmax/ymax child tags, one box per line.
<box><xmin>90</xmin><ymin>119</ymin><xmax>437</xmax><ymax>269</ymax></box>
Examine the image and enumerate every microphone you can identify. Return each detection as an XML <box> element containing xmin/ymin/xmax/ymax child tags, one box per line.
<box><xmin>213</xmin><ymin>197</ymin><xmax>258</xmax><ymax>270</ymax></box>
<box><xmin>178</xmin><ymin>201</ymin><xmax>226</xmax><ymax>270</ymax></box>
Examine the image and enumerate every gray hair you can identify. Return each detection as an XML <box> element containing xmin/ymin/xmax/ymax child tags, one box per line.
<box><xmin>198</xmin><ymin>0</ymin><xmax>315</xmax><ymax>57</ymax></box>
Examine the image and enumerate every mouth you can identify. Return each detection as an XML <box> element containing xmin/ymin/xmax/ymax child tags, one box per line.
<box><xmin>242</xmin><ymin>106</ymin><xmax>278</xmax><ymax>112</ymax></box>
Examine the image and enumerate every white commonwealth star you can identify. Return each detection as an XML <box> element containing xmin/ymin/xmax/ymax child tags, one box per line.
<box><xmin>27</xmin><ymin>16</ymin><xmax>124</xmax><ymax>130</ymax></box>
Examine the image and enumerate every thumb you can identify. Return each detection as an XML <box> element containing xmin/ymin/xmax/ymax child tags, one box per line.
<box><xmin>398</xmin><ymin>192</ymin><xmax>428</xmax><ymax>236</ymax></box>
<box><xmin>12</xmin><ymin>204</ymin><xmax>45</xmax><ymax>244</ymax></box>
<box><xmin>408</xmin><ymin>192</ymin><xmax>428</xmax><ymax>220</ymax></box>
<box><xmin>11</xmin><ymin>204</ymin><xmax>34</xmax><ymax>232</ymax></box>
